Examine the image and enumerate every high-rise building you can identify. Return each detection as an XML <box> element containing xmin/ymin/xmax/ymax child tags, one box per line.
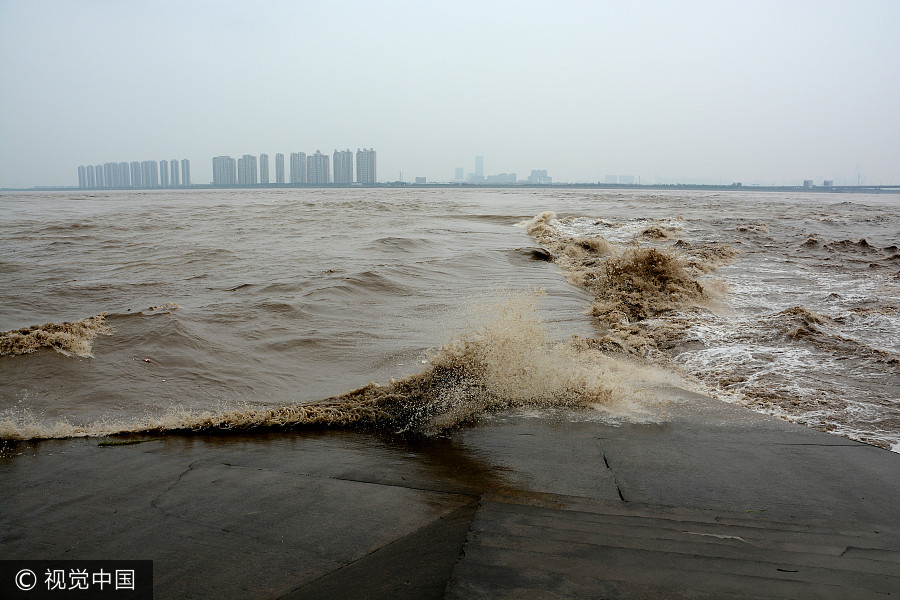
<box><xmin>475</xmin><ymin>155</ymin><xmax>484</xmax><ymax>183</ymax></box>
<box><xmin>333</xmin><ymin>149</ymin><xmax>353</xmax><ymax>183</ymax></box>
<box><xmin>247</xmin><ymin>155</ymin><xmax>257</xmax><ymax>184</ymax></box>
<box><xmin>104</xmin><ymin>162</ymin><xmax>117</xmax><ymax>188</ymax></box>
<box><xmin>275</xmin><ymin>153</ymin><xmax>285</xmax><ymax>184</ymax></box>
<box><xmin>237</xmin><ymin>154</ymin><xmax>258</xmax><ymax>184</ymax></box>
<box><xmin>212</xmin><ymin>156</ymin><xmax>237</xmax><ymax>185</ymax></box>
<box><xmin>356</xmin><ymin>148</ymin><xmax>376</xmax><ymax>184</ymax></box>
<box><xmin>259</xmin><ymin>154</ymin><xmax>269</xmax><ymax>184</ymax></box>
<box><xmin>141</xmin><ymin>160</ymin><xmax>158</xmax><ymax>187</ymax></box>
<box><xmin>77</xmin><ymin>158</ymin><xmax>196</xmax><ymax>188</ymax></box>
<box><xmin>290</xmin><ymin>152</ymin><xmax>306</xmax><ymax>184</ymax></box>
<box><xmin>181</xmin><ymin>159</ymin><xmax>191</xmax><ymax>186</ymax></box>
<box><xmin>306</xmin><ymin>150</ymin><xmax>330</xmax><ymax>184</ymax></box>
<box><xmin>131</xmin><ymin>162</ymin><xmax>143</xmax><ymax>188</ymax></box>
<box><xmin>454</xmin><ymin>167</ymin><xmax>464</xmax><ymax>182</ymax></box>
<box><xmin>119</xmin><ymin>162</ymin><xmax>130</xmax><ymax>188</ymax></box>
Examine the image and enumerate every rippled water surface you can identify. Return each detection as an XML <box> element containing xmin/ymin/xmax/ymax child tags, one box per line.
<box><xmin>2</xmin><ymin>188</ymin><xmax>898</xmax><ymax>450</ymax></box>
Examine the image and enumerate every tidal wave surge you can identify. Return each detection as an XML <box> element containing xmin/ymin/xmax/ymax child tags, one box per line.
<box><xmin>0</xmin><ymin>292</ymin><xmax>668</xmax><ymax>441</ymax></box>
<box><xmin>521</xmin><ymin>209</ymin><xmax>900</xmax><ymax>451</ymax></box>
<box><xmin>522</xmin><ymin>211</ymin><xmax>735</xmax><ymax>354</ymax></box>
<box><xmin>3</xmin><ymin>190</ymin><xmax>897</xmax><ymax>453</ymax></box>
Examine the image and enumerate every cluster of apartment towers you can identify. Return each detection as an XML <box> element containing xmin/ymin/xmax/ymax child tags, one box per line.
<box><xmin>77</xmin><ymin>159</ymin><xmax>191</xmax><ymax>189</ymax></box>
<box><xmin>212</xmin><ymin>149</ymin><xmax>376</xmax><ymax>185</ymax></box>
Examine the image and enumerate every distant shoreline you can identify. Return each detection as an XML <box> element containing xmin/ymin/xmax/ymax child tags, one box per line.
<box><xmin>3</xmin><ymin>182</ymin><xmax>899</xmax><ymax>193</ymax></box>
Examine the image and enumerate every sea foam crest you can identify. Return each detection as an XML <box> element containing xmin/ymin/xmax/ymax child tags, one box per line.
<box><xmin>0</xmin><ymin>314</ymin><xmax>111</xmax><ymax>358</ymax></box>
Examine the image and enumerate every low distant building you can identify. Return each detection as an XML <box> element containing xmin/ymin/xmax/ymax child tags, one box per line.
<box><xmin>415</xmin><ymin>177</ymin><xmax>426</xmax><ymax>184</ymax></box>
<box><xmin>527</xmin><ymin>170</ymin><xmax>552</xmax><ymax>184</ymax></box>
<box><xmin>823</xmin><ymin>180</ymin><xmax>833</xmax><ymax>188</ymax></box>
<box><xmin>485</xmin><ymin>173</ymin><xmax>517</xmax><ymax>184</ymax></box>
<box><xmin>803</xmin><ymin>179</ymin><xmax>814</xmax><ymax>189</ymax></box>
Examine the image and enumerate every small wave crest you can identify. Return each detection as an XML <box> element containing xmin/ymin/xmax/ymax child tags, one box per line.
<box><xmin>735</xmin><ymin>223</ymin><xmax>769</xmax><ymax>233</ymax></box>
<box><xmin>0</xmin><ymin>304</ymin><xmax>181</xmax><ymax>359</ymax></box>
<box><xmin>638</xmin><ymin>224</ymin><xmax>682</xmax><ymax>241</ymax></box>
<box><xmin>0</xmin><ymin>314</ymin><xmax>111</xmax><ymax>358</ymax></box>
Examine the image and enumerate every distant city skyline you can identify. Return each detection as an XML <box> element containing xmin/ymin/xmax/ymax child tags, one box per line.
<box><xmin>204</xmin><ymin>148</ymin><xmax>377</xmax><ymax>186</ymax></box>
<box><xmin>2</xmin><ymin>2</ymin><xmax>898</xmax><ymax>189</ymax></box>
<box><xmin>64</xmin><ymin>146</ymin><xmax>881</xmax><ymax>191</ymax></box>
<box><xmin>62</xmin><ymin>148</ymin><xmax>882</xmax><ymax>190</ymax></box>
<box><xmin>77</xmin><ymin>159</ymin><xmax>190</xmax><ymax>189</ymax></box>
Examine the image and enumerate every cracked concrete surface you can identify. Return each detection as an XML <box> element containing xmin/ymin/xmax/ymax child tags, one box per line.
<box><xmin>2</xmin><ymin>386</ymin><xmax>899</xmax><ymax>598</ymax></box>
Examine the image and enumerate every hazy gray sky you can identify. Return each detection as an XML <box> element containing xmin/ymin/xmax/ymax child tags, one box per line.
<box><xmin>1</xmin><ymin>0</ymin><xmax>898</xmax><ymax>187</ymax></box>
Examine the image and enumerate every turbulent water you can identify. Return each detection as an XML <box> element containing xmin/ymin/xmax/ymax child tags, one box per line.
<box><xmin>1</xmin><ymin>188</ymin><xmax>898</xmax><ymax>451</ymax></box>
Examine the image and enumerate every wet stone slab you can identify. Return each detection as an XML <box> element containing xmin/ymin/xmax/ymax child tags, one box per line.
<box><xmin>3</xmin><ymin>386</ymin><xmax>900</xmax><ymax>599</ymax></box>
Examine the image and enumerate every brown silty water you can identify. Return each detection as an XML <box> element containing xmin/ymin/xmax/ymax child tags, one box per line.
<box><xmin>1</xmin><ymin>189</ymin><xmax>898</xmax><ymax>450</ymax></box>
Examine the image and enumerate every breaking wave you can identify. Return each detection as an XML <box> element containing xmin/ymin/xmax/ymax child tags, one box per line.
<box><xmin>522</xmin><ymin>211</ymin><xmax>735</xmax><ymax>354</ymax></box>
<box><xmin>0</xmin><ymin>291</ymin><xmax>672</xmax><ymax>441</ymax></box>
<box><xmin>520</xmin><ymin>210</ymin><xmax>900</xmax><ymax>452</ymax></box>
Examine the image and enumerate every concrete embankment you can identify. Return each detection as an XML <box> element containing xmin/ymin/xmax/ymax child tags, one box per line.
<box><xmin>2</xmin><ymin>386</ymin><xmax>898</xmax><ymax>599</ymax></box>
